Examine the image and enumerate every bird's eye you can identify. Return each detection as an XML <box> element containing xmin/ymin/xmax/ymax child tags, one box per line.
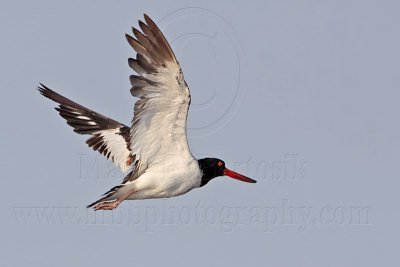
<box><xmin>217</xmin><ymin>161</ymin><xmax>223</xmax><ymax>167</ymax></box>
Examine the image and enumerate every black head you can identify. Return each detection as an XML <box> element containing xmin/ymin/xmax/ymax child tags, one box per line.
<box><xmin>198</xmin><ymin>158</ymin><xmax>257</xmax><ymax>187</ymax></box>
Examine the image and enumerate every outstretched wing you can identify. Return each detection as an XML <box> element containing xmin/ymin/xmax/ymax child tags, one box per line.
<box><xmin>38</xmin><ymin>84</ymin><xmax>134</xmax><ymax>172</ymax></box>
<box><xmin>125</xmin><ymin>14</ymin><xmax>193</xmax><ymax>180</ymax></box>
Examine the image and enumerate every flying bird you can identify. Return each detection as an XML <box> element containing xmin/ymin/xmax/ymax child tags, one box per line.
<box><xmin>38</xmin><ymin>14</ymin><xmax>256</xmax><ymax>210</ymax></box>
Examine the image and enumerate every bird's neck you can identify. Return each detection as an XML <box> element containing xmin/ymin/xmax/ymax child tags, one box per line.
<box><xmin>197</xmin><ymin>159</ymin><xmax>214</xmax><ymax>187</ymax></box>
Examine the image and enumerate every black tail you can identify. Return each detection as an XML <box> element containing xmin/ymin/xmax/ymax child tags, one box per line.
<box><xmin>87</xmin><ymin>184</ymin><xmax>125</xmax><ymax>208</ymax></box>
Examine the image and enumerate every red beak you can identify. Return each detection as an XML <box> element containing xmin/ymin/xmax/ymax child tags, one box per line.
<box><xmin>224</xmin><ymin>168</ymin><xmax>257</xmax><ymax>183</ymax></box>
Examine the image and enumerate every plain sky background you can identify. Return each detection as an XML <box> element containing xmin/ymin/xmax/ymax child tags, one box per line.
<box><xmin>1</xmin><ymin>1</ymin><xmax>399</xmax><ymax>266</ymax></box>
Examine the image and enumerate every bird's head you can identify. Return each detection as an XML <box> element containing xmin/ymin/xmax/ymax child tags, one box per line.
<box><xmin>198</xmin><ymin>158</ymin><xmax>257</xmax><ymax>187</ymax></box>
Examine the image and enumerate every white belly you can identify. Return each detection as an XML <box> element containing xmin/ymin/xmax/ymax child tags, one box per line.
<box><xmin>126</xmin><ymin>159</ymin><xmax>202</xmax><ymax>200</ymax></box>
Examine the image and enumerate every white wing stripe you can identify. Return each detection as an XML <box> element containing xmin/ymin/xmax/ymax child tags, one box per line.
<box><xmin>97</xmin><ymin>129</ymin><xmax>132</xmax><ymax>172</ymax></box>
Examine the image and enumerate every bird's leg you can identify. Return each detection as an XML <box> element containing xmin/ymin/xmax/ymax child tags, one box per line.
<box><xmin>93</xmin><ymin>188</ymin><xmax>136</xmax><ymax>211</ymax></box>
<box><xmin>93</xmin><ymin>200</ymin><xmax>120</xmax><ymax>210</ymax></box>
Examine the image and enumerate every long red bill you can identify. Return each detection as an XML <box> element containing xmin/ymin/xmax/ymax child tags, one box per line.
<box><xmin>224</xmin><ymin>168</ymin><xmax>257</xmax><ymax>183</ymax></box>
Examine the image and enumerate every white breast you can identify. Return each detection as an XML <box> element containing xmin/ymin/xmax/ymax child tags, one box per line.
<box><xmin>127</xmin><ymin>157</ymin><xmax>202</xmax><ymax>200</ymax></box>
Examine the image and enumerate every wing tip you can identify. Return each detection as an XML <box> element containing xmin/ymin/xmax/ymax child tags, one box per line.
<box><xmin>37</xmin><ymin>83</ymin><xmax>61</xmax><ymax>102</ymax></box>
<box><xmin>143</xmin><ymin>14</ymin><xmax>155</xmax><ymax>27</ymax></box>
<box><xmin>143</xmin><ymin>13</ymin><xmax>150</xmax><ymax>20</ymax></box>
<box><xmin>37</xmin><ymin>83</ymin><xmax>49</xmax><ymax>95</ymax></box>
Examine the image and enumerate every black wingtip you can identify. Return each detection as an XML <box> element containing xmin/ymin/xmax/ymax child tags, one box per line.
<box><xmin>37</xmin><ymin>83</ymin><xmax>46</xmax><ymax>94</ymax></box>
<box><xmin>37</xmin><ymin>83</ymin><xmax>53</xmax><ymax>97</ymax></box>
<box><xmin>143</xmin><ymin>13</ymin><xmax>155</xmax><ymax>24</ymax></box>
<box><xmin>138</xmin><ymin>20</ymin><xmax>146</xmax><ymax>29</ymax></box>
<box><xmin>37</xmin><ymin>83</ymin><xmax>59</xmax><ymax>101</ymax></box>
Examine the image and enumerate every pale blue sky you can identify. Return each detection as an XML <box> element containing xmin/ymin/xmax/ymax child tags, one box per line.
<box><xmin>1</xmin><ymin>1</ymin><xmax>400</xmax><ymax>266</ymax></box>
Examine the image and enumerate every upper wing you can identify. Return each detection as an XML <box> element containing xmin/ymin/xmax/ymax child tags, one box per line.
<box><xmin>126</xmin><ymin>14</ymin><xmax>192</xmax><ymax>179</ymax></box>
<box><xmin>38</xmin><ymin>84</ymin><xmax>133</xmax><ymax>172</ymax></box>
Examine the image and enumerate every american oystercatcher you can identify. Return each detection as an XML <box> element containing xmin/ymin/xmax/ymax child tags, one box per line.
<box><xmin>38</xmin><ymin>14</ymin><xmax>256</xmax><ymax>210</ymax></box>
